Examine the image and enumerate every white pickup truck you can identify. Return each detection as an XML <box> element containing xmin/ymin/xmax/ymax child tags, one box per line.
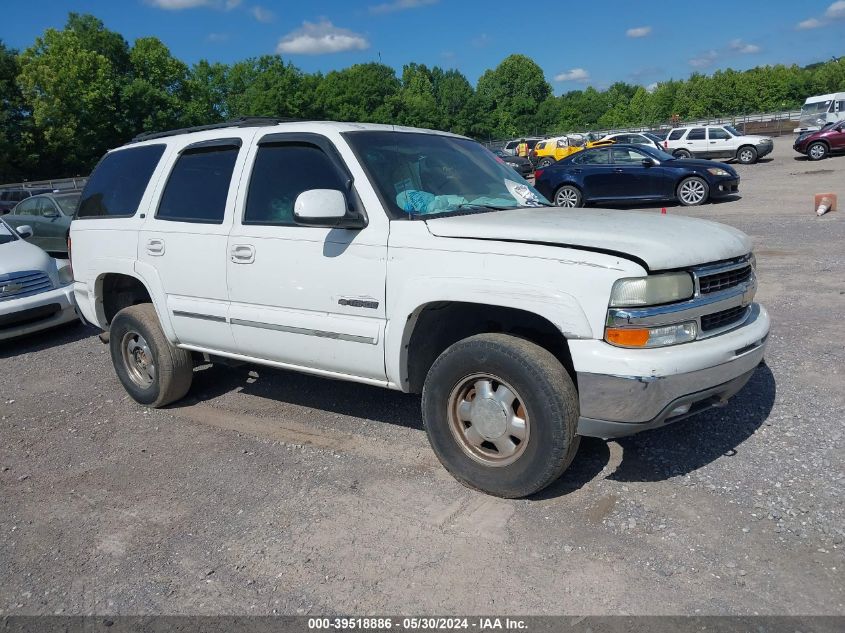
<box><xmin>70</xmin><ymin>119</ymin><xmax>769</xmax><ymax>498</ymax></box>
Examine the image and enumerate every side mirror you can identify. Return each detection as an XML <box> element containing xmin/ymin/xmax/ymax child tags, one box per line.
<box><xmin>642</xmin><ymin>158</ymin><xmax>656</xmax><ymax>167</ymax></box>
<box><xmin>294</xmin><ymin>189</ymin><xmax>363</xmax><ymax>229</ymax></box>
<box><xmin>16</xmin><ymin>225</ymin><xmax>33</xmax><ymax>239</ymax></box>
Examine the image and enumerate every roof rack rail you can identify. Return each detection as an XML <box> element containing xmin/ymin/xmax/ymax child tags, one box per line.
<box><xmin>130</xmin><ymin>117</ymin><xmax>302</xmax><ymax>143</ymax></box>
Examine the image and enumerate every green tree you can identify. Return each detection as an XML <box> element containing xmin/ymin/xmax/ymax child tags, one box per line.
<box><xmin>124</xmin><ymin>37</ymin><xmax>190</xmax><ymax>133</ymax></box>
<box><xmin>182</xmin><ymin>59</ymin><xmax>230</xmax><ymax>125</ymax></box>
<box><xmin>315</xmin><ymin>63</ymin><xmax>400</xmax><ymax>123</ymax></box>
<box><xmin>17</xmin><ymin>14</ymin><xmax>129</xmax><ymax>176</ymax></box>
<box><xmin>225</xmin><ymin>55</ymin><xmax>314</xmax><ymax>119</ymax></box>
<box><xmin>431</xmin><ymin>68</ymin><xmax>477</xmax><ymax>134</ymax></box>
<box><xmin>0</xmin><ymin>41</ymin><xmax>31</xmax><ymax>182</ymax></box>
<box><xmin>396</xmin><ymin>63</ymin><xmax>440</xmax><ymax>129</ymax></box>
<box><xmin>475</xmin><ymin>54</ymin><xmax>551</xmax><ymax>138</ymax></box>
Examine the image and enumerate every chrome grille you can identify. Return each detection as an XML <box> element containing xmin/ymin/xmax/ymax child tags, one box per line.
<box><xmin>698</xmin><ymin>264</ymin><xmax>752</xmax><ymax>294</ymax></box>
<box><xmin>0</xmin><ymin>270</ymin><xmax>53</xmax><ymax>302</ymax></box>
<box><xmin>701</xmin><ymin>305</ymin><xmax>749</xmax><ymax>332</ymax></box>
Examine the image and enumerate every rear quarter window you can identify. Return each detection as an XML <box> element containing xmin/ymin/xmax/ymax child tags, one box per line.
<box><xmin>77</xmin><ymin>144</ymin><xmax>166</xmax><ymax>218</ymax></box>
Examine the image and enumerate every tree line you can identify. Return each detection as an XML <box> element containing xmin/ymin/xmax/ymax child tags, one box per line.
<box><xmin>1</xmin><ymin>13</ymin><xmax>843</xmax><ymax>182</ymax></box>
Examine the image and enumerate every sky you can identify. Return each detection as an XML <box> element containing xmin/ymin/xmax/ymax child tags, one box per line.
<box><xmin>3</xmin><ymin>0</ymin><xmax>845</xmax><ymax>93</ymax></box>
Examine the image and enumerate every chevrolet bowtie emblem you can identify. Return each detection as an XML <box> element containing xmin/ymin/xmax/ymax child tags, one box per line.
<box><xmin>1</xmin><ymin>282</ymin><xmax>23</xmax><ymax>294</ymax></box>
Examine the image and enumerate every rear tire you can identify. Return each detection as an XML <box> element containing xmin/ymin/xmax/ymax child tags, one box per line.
<box><xmin>554</xmin><ymin>185</ymin><xmax>583</xmax><ymax>208</ymax></box>
<box><xmin>807</xmin><ymin>142</ymin><xmax>828</xmax><ymax>161</ymax></box>
<box><xmin>674</xmin><ymin>149</ymin><xmax>692</xmax><ymax>159</ymax></box>
<box><xmin>421</xmin><ymin>333</ymin><xmax>580</xmax><ymax>498</ymax></box>
<box><xmin>737</xmin><ymin>145</ymin><xmax>757</xmax><ymax>164</ymax></box>
<box><xmin>537</xmin><ymin>157</ymin><xmax>555</xmax><ymax>168</ymax></box>
<box><xmin>677</xmin><ymin>176</ymin><xmax>709</xmax><ymax>206</ymax></box>
<box><xmin>109</xmin><ymin>303</ymin><xmax>193</xmax><ymax>408</ymax></box>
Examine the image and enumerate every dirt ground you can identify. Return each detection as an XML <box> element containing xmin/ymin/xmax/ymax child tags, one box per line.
<box><xmin>1</xmin><ymin>136</ymin><xmax>844</xmax><ymax>616</ymax></box>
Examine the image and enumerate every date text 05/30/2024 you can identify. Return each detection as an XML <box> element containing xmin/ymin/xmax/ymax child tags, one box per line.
<box><xmin>307</xmin><ymin>617</ymin><xmax>528</xmax><ymax>630</ymax></box>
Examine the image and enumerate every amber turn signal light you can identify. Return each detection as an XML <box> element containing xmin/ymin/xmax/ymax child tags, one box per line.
<box><xmin>605</xmin><ymin>328</ymin><xmax>650</xmax><ymax>347</ymax></box>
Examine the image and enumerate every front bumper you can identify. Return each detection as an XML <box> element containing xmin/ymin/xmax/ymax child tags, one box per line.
<box><xmin>756</xmin><ymin>142</ymin><xmax>774</xmax><ymax>158</ymax></box>
<box><xmin>573</xmin><ymin>302</ymin><xmax>770</xmax><ymax>439</ymax></box>
<box><xmin>710</xmin><ymin>177</ymin><xmax>739</xmax><ymax>198</ymax></box>
<box><xmin>0</xmin><ymin>284</ymin><xmax>76</xmax><ymax>341</ymax></box>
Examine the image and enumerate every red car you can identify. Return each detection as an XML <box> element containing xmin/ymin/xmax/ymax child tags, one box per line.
<box><xmin>793</xmin><ymin>120</ymin><xmax>845</xmax><ymax>160</ymax></box>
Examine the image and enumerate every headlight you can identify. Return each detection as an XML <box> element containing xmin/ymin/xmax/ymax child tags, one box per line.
<box><xmin>707</xmin><ymin>167</ymin><xmax>731</xmax><ymax>176</ymax></box>
<box><xmin>606</xmin><ymin>321</ymin><xmax>698</xmax><ymax>348</ymax></box>
<box><xmin>57</xmin><ymin>264</ymin><xmax>74</xmax><ymax>285</ymax></box>
<box><xmin>609</xmin><ymin>273</ymin><xmax>694</xmax><ymax>307</ymax></box>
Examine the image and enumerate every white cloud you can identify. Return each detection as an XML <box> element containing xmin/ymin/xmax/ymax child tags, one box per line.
<box><xmin>554</xmin><ymin>68</ymin><xmax>590</xmax><ymax>83</ymax></box>
<box><xmin>369</xmin><ymin>0</ymin><xmax>437</xmax><ymax>14</ymax></box>
<box><xmin>796</xmin><ymin>17</ymin><xmax>825</xmax><ymax>29</ymax></box>
<box><xmin>146</xmin><ymin>0</ymin><xmax>241</xmax><ymax>9</ymax></box>
<box><xmin>826</xmin><ymin>0</ymin><xmax>845</xmax><ymax>18</ymax></box>
<box><xmin>689</xmin><ymin>50</ymin><xmax>718</xmax><ymax>68</ymax></box>
<box><xmin>276</xmin><ymin>20</ymin><xmax>369</xmax><ymax>55</ymax></box>
<box><xmin>626</xmin><ymin>26</ymin><xmax>652</xmax><ymax>38</ymax></box>
<box><xmin>729</xmin><ymin>39</ymin><xmax>761</xmax><ymax>54</ymax></box>
<box><xmin>646</xmin><ymin>82</ymin><xmax>658</xmax><ymax>93</ymax></box>
<box><xmin>250</xmin><ymin>5</ymin><xmax>274</xmax><ymax>22</ymax></box>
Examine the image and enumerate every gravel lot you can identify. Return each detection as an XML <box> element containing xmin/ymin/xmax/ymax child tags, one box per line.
<box><xmin>1</xmin><ymin>136</ymin><xmax>844</xmax><ymax>616</ymax></box>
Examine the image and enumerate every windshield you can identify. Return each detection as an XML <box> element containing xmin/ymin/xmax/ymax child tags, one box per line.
<box><xmin>800</xmin><ymin>100</ymin><xmax>833</xmax><ymax>128</ymax></box>
<box><xmin>55</xmin><ymin>193</ymin><xmax>81</xmax><ymax>215</ymax></box>
<box><xmin>638</xmin><ymin>145</ymin><xmax>676</xmax><ymax>162</ymax></box>
<box><xmin>0</xmin><ymin>220</ymin><xmax>18</xmax><ymax>246</ymax></box>
<box><xmin>345</xmin><ymin>131</ymin><xmax>550</xmax><ymax>218</ymax></box>
<box><xmin>724</xmin><ymin>125</ymin><xmax>742</xmax><ymax>137</ymax></box>
<box><xmin>642</xmin><ymin>132</ymin><xmax>663</xmax><ymax>143</ymax></box>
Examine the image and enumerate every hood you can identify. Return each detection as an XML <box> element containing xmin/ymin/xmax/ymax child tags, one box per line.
<box><xmin>0</xmin><ymin>237</ymin><xmax>56</xmax><ymax>279</ymax></box>
<box><xmin>424</xmin><ymin>207</ymin><xmax>751</xmax><ymax>271</ymax></box>
<box><xmin>739</xmin><ymin>134</ymin><xmax>772</xmax><ymax>143</ymax></box>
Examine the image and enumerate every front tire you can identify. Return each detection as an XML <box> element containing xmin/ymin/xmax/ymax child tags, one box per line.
<box><xmin>554</xmin><ymin>185</ymin><xmax>583</xmax><ymax>208</ymax></box>
<box><xmin>807</xmin><ymin>142</ymin><xmax>828</xmax><ymax>161</ymax></box>
<box><xmin>537</xmin><ymin>157</ymin><xmax>555</xmax><ymax>168</ymax></box>
<box><xmin>109</xmin><ymin>303</ymin><xmax>193</xmax><ymax>408</ymax></box>
<box><xmin>677</xmin><ymin>176</ymin><xmax>709</xmax><ymax>206</ymax></box>
<box><xmin>421</xmin><ymin>334</ymin><xmax>580</xmax><ymax>498</ymax></box>
<box><xmin>674</xmin><ymin>149</ymin><xmax>692</xmax><ymax>159</ymax></box>
<box><xmin>737</xmin><ymin>145</ymin><xmax>758</xmax><ymax>164</ymax></box>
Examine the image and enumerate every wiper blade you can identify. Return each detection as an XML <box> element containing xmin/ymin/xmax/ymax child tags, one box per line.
<box><xmin>453</xmin><ymin>203</ymin><xmax>514</xmax><ymax>211</ymax></box>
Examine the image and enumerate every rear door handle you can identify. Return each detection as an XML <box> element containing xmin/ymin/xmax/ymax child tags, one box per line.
<box><xmin>230</xmin><ymin>244</ymin><xmax>255</xmax><ymax>264</ymax></box>
<box><xmin>146</xmin><ymin>238</ymin><xmax>165</xmax><ymax>256</ymax></box>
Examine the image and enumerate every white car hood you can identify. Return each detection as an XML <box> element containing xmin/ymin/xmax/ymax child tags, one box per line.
<box><xmin>424</xmin><ymin>207</ymin><xmax>752</xmax><ymax>271</ymax></box>
<box><xmin>0</xmin><ymin>237</ymin><xmax>56</xmax><ymax>280</ymax></box>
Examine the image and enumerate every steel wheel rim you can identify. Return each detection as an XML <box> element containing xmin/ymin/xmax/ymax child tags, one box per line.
<box><xmin>740</xmin><ymin>149</ymin><xmax>753</xmax><ymax>162</ymax></box>
<box><xmin>555</xmin><ymin>187</ymin><xmax>579</xmax><ymax>207</ymax></box>
<box><xmin>810</xmin><ymin>144</ymin><xmax>824</xmax><ymax>159</ymax></box>
<box><xmin>121</xmin><ymin>330</ymin><xmax>156</xmax><ymax>389</ymax></box>
<box><xmin>447</xmin><ymin>373</ymin><xmax>530</xmax><ymax>467</ymax></box>
<box><xmin>680</xmin><ymin>179</ymin><xmax>705</xmax><ymax>204</ymax></box>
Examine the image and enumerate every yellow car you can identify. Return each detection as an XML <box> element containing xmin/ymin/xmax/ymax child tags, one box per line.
<box><xmin>531</xmin><ymin>135</ymin><xmax>615</xmax><ymax>167</ymax></box>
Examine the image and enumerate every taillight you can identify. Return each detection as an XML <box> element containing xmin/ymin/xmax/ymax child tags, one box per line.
<box><xmin>67</xmin><ymin>235</ymin><xmax>73</xmax><ymax>274</ymax></box>
<box><xmin>534</xmin><ymin>169</ymin><xmax>545</xmax><ymax>179</ymax></box>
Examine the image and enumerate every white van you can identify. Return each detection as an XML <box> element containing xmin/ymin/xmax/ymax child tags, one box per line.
<box><xmin>795</xmin><ymin>93</ymin><xmax>845</xmax><ymax>133</ymax></box>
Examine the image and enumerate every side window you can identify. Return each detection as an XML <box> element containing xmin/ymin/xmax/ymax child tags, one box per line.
<box><xmin>838</xmin><ymin>100</ymin><xmax>845</xmax><ymax>112</ymax></box>
<box><xmin>580</xmin><ymin>149</ymin><xmax>610</xmax><ymax>165</ymax></box>
<box><xmin>244</xmin><ymin>143</ymin><xmax>346</xmax><ymax>226</ymax></box>
<box><xmin>708</xmin><ymin>127</ymin><xmax>730</xmax><ymax>140</ymax></box>
<box><xmin>78</xmin><ymin>144</ymin><xmax>166</xmax><ymax>218</ymax></box>
<box><xmin>668</xmin><ymin>129</ymin><xmax>686</xmax><ymax>141</ymax></box>
<box><xmin>611</xmin><ymin>147</ymin><xmax>647</xmax><ymax>164</ymax></box>
<box><xmin>687</xmin><ymin>128</ymin><xmax>706</xmax><ymax>140</ymax></box>
<box><xmin>157</xmin><ymin>145</ymin><xmax>239</xmax><ymax>224</ymax></box>
<box><xmin>15</xmin><ymin>199</ymin><xmax>37</xmax><ymax>216</ymax></box>
<box><xmin>37</xmin><ymin>199</ymin><xmax>58</xmax><ymax>216</ymax></box>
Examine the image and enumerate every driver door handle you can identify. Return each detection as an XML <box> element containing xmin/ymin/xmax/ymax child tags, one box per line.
<box><xmin>230</xmin><ymin>244</ymin><xmax>255</xmax><ymax>264</ymax></box>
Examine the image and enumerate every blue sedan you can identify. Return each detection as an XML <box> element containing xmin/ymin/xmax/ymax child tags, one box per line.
<box><xmin>533</xmin><ymin>144</ymin><xmax>740</xmax><ymax>208</ymax></box>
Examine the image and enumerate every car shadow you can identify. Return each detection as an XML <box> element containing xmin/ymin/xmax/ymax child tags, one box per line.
<box><xmin>0</xmin><ymin>321</ymin><xmax>96</xmax><ymax>359</ymax></box>
<box><xmin>608</xmin><ymin>362</ymin><xmax>776</xmax><ymax>482</ymax></box>
<box><xmin>176</xmin><ymin>361</ymin><xmax>773</xmax><ymax>498</ymax></box>
<box><xmin>598</xmin><ymin>194</ymin><xmax>742</xmax><ymax>211</ymax></box>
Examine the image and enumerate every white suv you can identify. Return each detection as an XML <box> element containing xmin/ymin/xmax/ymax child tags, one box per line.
<box><xmin>70</xmin><ymin>118</ymin><xmax>770</xmax><ymax>498</ymax></box>
<box><xmin>664</xmin><ymin>125</ymin><xmax>773</xmax><ymax>164</ymax></box>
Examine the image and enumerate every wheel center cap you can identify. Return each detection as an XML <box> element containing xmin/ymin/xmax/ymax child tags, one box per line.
<box><xmin>471</xmin><ymin>397</ymin><xmax>508</xmax><ymax>440</ymax></box>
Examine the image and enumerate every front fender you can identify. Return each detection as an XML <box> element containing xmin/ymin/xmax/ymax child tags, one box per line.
<box><xmin>384</xmin><ymin>276</ymin><xmax>593</xmax><ymax>390</ymax></box>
